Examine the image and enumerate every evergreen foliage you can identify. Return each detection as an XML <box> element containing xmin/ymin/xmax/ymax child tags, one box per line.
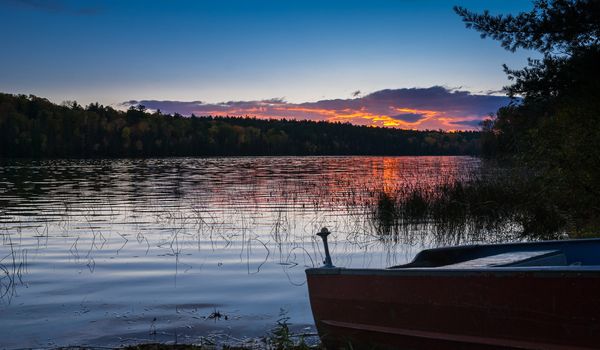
<box><xmin>0</xmin><ymin>92</ymin><xmax>480</xmax><ymax>158</ymax></box>
<box><xmin>455</xmin><ymin>0</ymin><xmax>600</xmax><ymax>233</ymax></box>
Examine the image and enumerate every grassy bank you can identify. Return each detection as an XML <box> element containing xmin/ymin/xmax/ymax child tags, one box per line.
<box><xmin>55</xmin><ymin>344</ymin><xmax>319</xmax><ymax>350</ymax></box>
<box><xmin>123</xmin><ymin>341</ymin><xmax>319</xmax><ymax>350</ymax></box>
<box><xmin>53</xmin><ymin>315</ymin><xmax>321</xmax><ymax>350</ymax></box>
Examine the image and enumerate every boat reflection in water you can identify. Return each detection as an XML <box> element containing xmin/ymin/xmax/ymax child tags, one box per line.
<box><xmin>307</xmin><ymin>229</ymin><xmax>600</xmax><ymax>350</ymax></box>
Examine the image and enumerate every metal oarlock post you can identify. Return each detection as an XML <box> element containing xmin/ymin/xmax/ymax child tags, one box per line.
<box><xmin>317</xmin><ymin>227</ymin><xmax>334</xmax><ymax>267</ymax></box>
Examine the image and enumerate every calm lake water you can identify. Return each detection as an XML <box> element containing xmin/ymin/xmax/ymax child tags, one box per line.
<box><xmin>1</xmin><ymin>156</ymin><xmax>486</xmax><ymax>348</ymax></box>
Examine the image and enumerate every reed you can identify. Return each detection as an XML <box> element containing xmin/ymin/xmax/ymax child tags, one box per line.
<box><xmin>369</xmin><ymin>171</ymin><xmax>570</xmax><ymax>243</ymax></box>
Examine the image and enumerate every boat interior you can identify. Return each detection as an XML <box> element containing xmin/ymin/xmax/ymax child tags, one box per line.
<box><xmin>390</xmin><ymin>238</ymin><xmax>600</xmax><ymax>269</ymax></box>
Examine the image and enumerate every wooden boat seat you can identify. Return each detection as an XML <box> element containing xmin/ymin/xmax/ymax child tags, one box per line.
<box><xmin>440</xmin><ymin>250</ymin><xmax>567</xmax><ymax>268</ymax></box>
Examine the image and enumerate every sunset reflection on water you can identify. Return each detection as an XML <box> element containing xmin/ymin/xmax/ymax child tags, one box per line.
<box><xmin>0</xmin><ymin>156</ymin><xmax>479</xmax><ymax>348</ymax></box>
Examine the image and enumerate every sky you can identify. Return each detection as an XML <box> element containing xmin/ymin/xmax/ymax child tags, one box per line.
<box><xmin>0</xmin><ymin>0</ymin><xmax>537</xmax><ymax>130</ymax></box>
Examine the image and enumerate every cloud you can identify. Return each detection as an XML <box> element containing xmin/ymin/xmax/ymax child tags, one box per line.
<box><xmin>449</xmin><ymin>119</ymin><xmax>485</xmax><ymax>127</ymax></box>
<box><xmin>390</xmin><ymin>113</ymin><xmax>427</xmax><ymax>123</ymax></box>
<box><xmin>5</xmin><ymin>0</ymin><xmax>63</xmax><ymax>12</ymax></box>
<box><xmin>2</xmin><ymin>0</ymin><xmax>102</xmax><ymax>15</ymax></box>
<box><xmin>123</xmin><ymin>86</ymin><xmax>511</xmax><ymax>131</ymax></box>
<box><xmin>484</xmin><ymin>89</ymin><xmax>505</xmax><ymax>96</ymax></box>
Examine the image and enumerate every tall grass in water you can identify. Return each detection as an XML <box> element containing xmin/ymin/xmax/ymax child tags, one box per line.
<box><xmin>370</xmin><ymin>172</ymin><xmax>569</xmax><ymax>244</ymax></box>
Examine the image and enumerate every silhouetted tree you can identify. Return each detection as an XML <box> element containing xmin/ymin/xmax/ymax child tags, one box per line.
<box><xmin>0</xmin><ymin>92</ymin><xmax>481</xmax><ymax>158</ymax></box>
<box><xmin>456</xmin><ymin>0</ymin><xmax>600</xmax><ymax>232</ymax></box>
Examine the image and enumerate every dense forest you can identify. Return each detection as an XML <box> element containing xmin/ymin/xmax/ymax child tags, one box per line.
<box><xmin>455</xmin><ymin>0</ymin><xmax>600</xmax><ymax>234</ymax></box>
<box><xmin>0</xmin><ymin>92</ymin><xmax>481</xmax><ymax>158</ymax></box>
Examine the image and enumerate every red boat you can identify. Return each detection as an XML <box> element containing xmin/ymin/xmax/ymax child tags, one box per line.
<box><xmin>306</xmin><ymin>228</ymin><xmax>600</xmax><ymax>349</ymax></box>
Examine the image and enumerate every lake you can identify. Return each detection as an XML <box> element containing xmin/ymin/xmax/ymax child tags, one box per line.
<box><xmin>1</xmin><ymin>156</ymin><xmax>486</xmax><ymax>348</ymax></box>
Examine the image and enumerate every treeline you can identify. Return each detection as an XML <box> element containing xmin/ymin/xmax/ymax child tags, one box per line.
<box><xmin>0</xmin><ymin>93</ymin><xmax>480</xmax><ymax>158</ymax></box>
<box><xmin>455</xmin><ymin>0</ymin><xmax>600</xmax><ymax>235</ymax></box>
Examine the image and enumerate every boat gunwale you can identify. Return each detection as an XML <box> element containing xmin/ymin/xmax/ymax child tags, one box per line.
<box><xmin>307</xmin><ymin>238</ymin><xmax>600</xmax><ymax>274</ymax></box>
<box><xmin>305</xmin><ymin>266</ymin><xmax>600</xmax><ymax>277</ymax></box>
<box><xmin>398</xmin><ymin>238</ymin><xmax>600</xmax><ymax>256</ymax></box>
<box><xmin>412</xmin><ymin>237</ymin><xmax>600</xmax><ymax>252</ymax></box>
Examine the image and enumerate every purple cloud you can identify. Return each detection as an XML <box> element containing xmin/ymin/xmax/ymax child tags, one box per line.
<box><xmin>449</xmin><ymin>119</ymin><xmax>485</xmax><ymax>127</ymax></box>
<box><xmin>3</xmin><ymin>0</ymin><xmax>102</xmax><ymax>15</ymax></box>
<box><xmin>123</xmin><ymin>86</ymin><xmax>511</xmax><ymax>130</ymax></box>
<box><xmin>390</xmin><ymin>113</ymin><xmax>426</xmax><ymax>123</ymax></box>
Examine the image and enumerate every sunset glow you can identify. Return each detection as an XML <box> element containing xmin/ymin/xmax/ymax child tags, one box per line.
<box><xmin>1</xmin><ymin>1</ymin><xmax>533</xmax><ymax>129</ymax></box>
<box><xmin>125</xmin><ymin>86</ymin><xmax>510</xmax><ymax>131</ymax></box>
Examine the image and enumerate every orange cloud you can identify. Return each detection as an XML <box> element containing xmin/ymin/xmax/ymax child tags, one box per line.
<box><xmin>124</xmin><ymin>86</ymin><xmax>511</xmax><ymax>131</ymax></box>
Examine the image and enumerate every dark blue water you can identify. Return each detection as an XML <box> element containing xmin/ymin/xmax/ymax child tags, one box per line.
<box><xmin>0</xmin><ymin>156</ymin><xmax>480</xmax><ymax>348</ymax></box>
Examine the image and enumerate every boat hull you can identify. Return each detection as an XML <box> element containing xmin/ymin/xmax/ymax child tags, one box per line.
<box><xmin>306</xmin><ymin>268</ymin><xmax>600</xmax><ymax>350</ymax></box>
